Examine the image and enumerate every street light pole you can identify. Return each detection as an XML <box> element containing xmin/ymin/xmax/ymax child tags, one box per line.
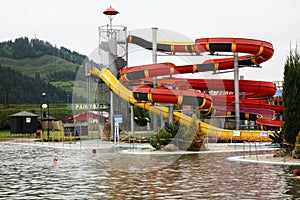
<box><xmin>42</xmin><ymin>92</ymin><xmax>50</xmax><ymax>141</ymax></box>
<box><xmin>40</xmin><ymin>101</ymin><xmax>43</xmax><ymax>139</ymax></box>
<box><xmin>47</xmin><ymin>99</ymin><xmax>50</xmax><ymax>141</ymax></box>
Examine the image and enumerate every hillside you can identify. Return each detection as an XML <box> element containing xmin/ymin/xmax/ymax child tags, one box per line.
<box><xmin>0</xmin><ymin>37</ymin><xmax>88</xmax><ymax>104</ymax></box>
<box><xmin>0</xmin><ymin>37</ymin><xmax>87</xmax><ymax>64</ymax></box>
<box><xmin>0</xmin><ymin>65</ymin><xmax>70</xmax><ymax>104</ymax></box>
<box><xmin>0</xmin><ymin>55</ymin><xmax>79</xmax><ymax>93</ymax></box>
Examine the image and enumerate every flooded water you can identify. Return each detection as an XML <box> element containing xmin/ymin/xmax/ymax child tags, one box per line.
<box><xmin>0</xmin><ymin>142</ymin><xmax>300</xmax><ymax>199</ymax></box>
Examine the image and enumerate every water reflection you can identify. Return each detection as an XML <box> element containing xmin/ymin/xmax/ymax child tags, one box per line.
<box><xmin>0</xmin><ymin>143</ymin><xmax>299</xmax><ymax>199</ymax></box>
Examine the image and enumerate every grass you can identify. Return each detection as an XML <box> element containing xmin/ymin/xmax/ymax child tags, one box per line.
<box><xmin>0</xmin><ymin>55</ymin><xmax>79</xmax><ymax>93</ymax></box>
<box><xmin>0</xmin><ymin>129</ymin><xmax>108</xmax><ymax>143</ymax></box>
<box><xmin>0</xmin><ymin>55</ymin><xmax>78</xmax><ymax>79</ymax></box>
<box><xmin>0</xmin><ymin>103</ymin><xmax>72</xmax><ymax>124</ymax></box>
<box><xmin>52</xmin><ymin>81</ymin><xmax>74</xmax><ymax>93</ymax></box>
<box><xmin>0</xmin><ymin>129</ymin><xmax>156</xmax><ymax>144</ymax></box>
<box><xmin>0</xmin><ymin>130</ymin><xmax>36</xmax><ymax>141</ymax></box>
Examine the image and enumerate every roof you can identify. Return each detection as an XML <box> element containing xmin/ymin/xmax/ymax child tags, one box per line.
<box><xmin>38</xmin><ymin>114</ymin><xmax>57</xmax><ymax>121</ymax></box>
<box><xmin>67</xmin><ymin>111</ymin><xmax>109</xmax><ymax>121</ymax></box>
<box><xmin>10</xmin><ymin>111</ymin><xmax>38</xmax><ymax>117</ymax></box>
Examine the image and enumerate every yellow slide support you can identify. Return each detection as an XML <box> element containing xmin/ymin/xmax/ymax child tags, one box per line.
<box><xmin>91</xmin><ymin>67</ymin><xmax>272</xmax><ymax>142</ymax></box>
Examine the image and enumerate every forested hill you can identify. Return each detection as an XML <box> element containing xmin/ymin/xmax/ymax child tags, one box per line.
<box><xmin>0</xmin><ymin>37</ymin><xmax>88</xmax><ymax>104</ymax></box>
<box><xmin>0</xmin><ymin>65</ymin><xmax>69</xmax><ymax>104</ymax></box>
<box><xmin>0</xmin><ymin>37</ymin><xmax>87</xmax><ymax>65</ymax></box>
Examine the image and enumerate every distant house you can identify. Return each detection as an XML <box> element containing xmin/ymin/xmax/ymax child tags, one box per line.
<box><xmin>66</xmin><ymin>111</ymin><xmax>109</xmax><ymax>124</ymax></box>
<box><xmin>10</xmin><ymin>111</ymin><xmax>38</xmax><ymax>134</ymax></box>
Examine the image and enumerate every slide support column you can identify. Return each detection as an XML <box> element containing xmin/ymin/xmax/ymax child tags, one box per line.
<box><xmin>152</xmin><ymin>27</ymin><xmax>158</xmax><ymax>132</ymax></box>
<box><xmin>131</xmin><ymin>105</ymin><xmax>134</xmax><ymax>136</ymax></box>
<box><xmin>110</xmin><ymin>90</ymin><xmax>114</xmax><ymax>137</ymax></box>
<box><xmin>234</xmin><ymin>52</ymin><xmax>240</xmax><ymax>130</ymax></box>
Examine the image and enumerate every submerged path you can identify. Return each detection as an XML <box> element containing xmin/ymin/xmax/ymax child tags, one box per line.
<box><xmin>4</xmin><ymin>138</ymin><xmax>299</xmax><ymax>165</ymax></box>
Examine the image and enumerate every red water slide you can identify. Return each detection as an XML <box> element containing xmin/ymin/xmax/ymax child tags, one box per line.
<box><xmin>120</xmin><ymin>35</ymin><xmax>283</xmax><ymax>129</ymax></box>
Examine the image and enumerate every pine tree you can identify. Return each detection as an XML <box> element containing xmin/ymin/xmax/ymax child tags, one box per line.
<box><xmin>282</xmin><ymin>46</ymin><xmax>300</xmax><ymax>145</ymax></box>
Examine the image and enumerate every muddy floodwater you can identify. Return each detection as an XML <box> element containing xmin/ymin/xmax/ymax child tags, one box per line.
<box><xmin>0</xmin><ymin>142</ymin><xmax>300</xmax><ymax>199</ymax></box>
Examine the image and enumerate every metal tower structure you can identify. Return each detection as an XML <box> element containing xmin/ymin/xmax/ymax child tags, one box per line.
<box><xmin>99</xmin><ymin>6</ymin><xmax>128</xmax><ymax>142</ymax></box>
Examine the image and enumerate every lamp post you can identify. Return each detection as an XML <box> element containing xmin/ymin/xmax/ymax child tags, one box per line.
<box><xmin>40</xmin><ymin>100</ymin><xmax>43</xmax><ymax>139</ymax></box>
<box><xmin>42</xmin><ymin>92</ymin><xmax>50</xmax><ymax>141</ymax></box>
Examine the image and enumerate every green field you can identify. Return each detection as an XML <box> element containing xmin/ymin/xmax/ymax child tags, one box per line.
<box><xmin>0</xmin><ymin>55</ymin><xmax>79</xmax><ymax>79</ymax></box>
<box><xmin>0</xmin><ymin>55</ymin><xmax>79</xmax><ymax>95</ymax></box>
<box><xmin>0</xmin><ymin>130</ymin><xmax>35</xmax><ymax>141</ymax></box>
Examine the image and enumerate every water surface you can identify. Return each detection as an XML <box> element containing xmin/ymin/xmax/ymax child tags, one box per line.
<box><xmin>0</xmin><ymin>143</ymin><xmax>299</xmax><ymax>199</ymax></box>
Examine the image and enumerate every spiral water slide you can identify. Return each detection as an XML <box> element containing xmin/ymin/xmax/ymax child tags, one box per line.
<box><xmin>91</xmin><ymin>35</ymin><xmax>283</xmax><ymax>141</ymax></box>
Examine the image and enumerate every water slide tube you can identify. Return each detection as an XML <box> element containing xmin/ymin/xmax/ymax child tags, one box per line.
<box><xmin>121</xmin><ymin>35</ymin><xmax>283</xmax><ymax>129</ymax></box>
<box><xmin>91</xmin><ymin>67</ymin><xmax>273</xmax><ymax>142</ymax></box>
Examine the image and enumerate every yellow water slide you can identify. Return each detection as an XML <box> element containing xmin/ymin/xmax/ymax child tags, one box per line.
<box><xmin>91</xmin><ymin>67</ymin><xmax>272</xmax><ymax>142</ymax></box>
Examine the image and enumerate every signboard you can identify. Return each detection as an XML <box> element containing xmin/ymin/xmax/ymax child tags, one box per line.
<box><xmin>260</xmin><ymin>132</ymin><xmax>269</xmax><ymax>137</ymax></box>
<box><xmin>26</xmin><ymin>117</ymin><xmax>31</xmax><ymax>123</ymax></box>
<box><xmin>114</xmin><ymin>114</ymin><xmax>123</xmax><ymax>123</ymax></box>
<box><xmin>233</xmin><ymin>131</ymin><xmax>240</xmax><ymax>137</ymax></box>
<box><xmin>67</xmin><ymin>103</ymin><xmax>109</xmax><ymax>110</ymax></box>
<box><xmin>113</xmin><ymin>114</ymin><xmax>122</xmax><ymax>144</ymax></box>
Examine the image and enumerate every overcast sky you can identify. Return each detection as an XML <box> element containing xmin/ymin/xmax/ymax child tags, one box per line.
<box><xmin>1</xmin><ymin>0</ymin><xmax>300</xmax><ymax>81</ymax></box>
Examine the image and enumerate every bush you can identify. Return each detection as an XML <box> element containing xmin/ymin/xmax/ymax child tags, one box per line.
<box><xmin>164</xmin><ymin>120</ymin><xmax>180</xmax><ymax>137</ymax></box>
<box><xmin>150</xmin><ymin>129</ymin><xmax>172</xmax><ymax>150</ymax></box>
<box><xmin>0</xmin><ymin>108</ymin><xmax>20</xmax><ymax>130</ymax></box>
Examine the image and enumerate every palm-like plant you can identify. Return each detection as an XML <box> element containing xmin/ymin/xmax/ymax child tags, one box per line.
<box><xmin>164</xmin><ymin>120</ymin><xmax>180</xmax><ymax>137</ymax></box>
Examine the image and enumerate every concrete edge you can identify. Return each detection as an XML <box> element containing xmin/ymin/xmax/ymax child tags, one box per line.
<box><xmin>227</xmin><ymin>154</ymin><xmax>300</xmax><ymax>166</ymax></box>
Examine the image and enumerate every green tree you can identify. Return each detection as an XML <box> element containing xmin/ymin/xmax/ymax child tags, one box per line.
<box><xmin>133</xmin><ymin>105</ymin><xmax>150</xmax><ymax>126</ymax></box>
<box><xmin>1</xmin><ymin>44</ymin><xmax>13</xmax><ymax>57</ymax></box>
<box><xmin>0</xmin><ymin>37</ymin><xmax>87</xmax><ymax>64</ymax></box>
<box><xmin>150</xmin><ymin>129</ymin><xmax>172</xmax><ymax>150</ymax></box>
<box><xmin>0</xmin><ymin>65</ymin><xmax>70</xmax><ymax>104</ymax></box>
<box><xmin>282</xmin><ymin>46</ymin><xmax>300</xmax><ymax>145</ymax></box>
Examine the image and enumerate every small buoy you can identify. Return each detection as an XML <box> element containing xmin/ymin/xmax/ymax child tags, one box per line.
<box><xmin>92</xmin><ymin>149</ymin><xmax>96</xmax><ymax>155</ymax></box>
<box><xmin>53</xmin><ymin>156</ymin><xmax>58</xmax><ymax>164</ymax></box>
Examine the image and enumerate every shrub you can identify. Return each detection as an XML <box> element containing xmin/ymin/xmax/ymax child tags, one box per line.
<box><xmin>150</xmin><ymin>129</ymin><xmax>172</xmax><ymax>150</ymax></box>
